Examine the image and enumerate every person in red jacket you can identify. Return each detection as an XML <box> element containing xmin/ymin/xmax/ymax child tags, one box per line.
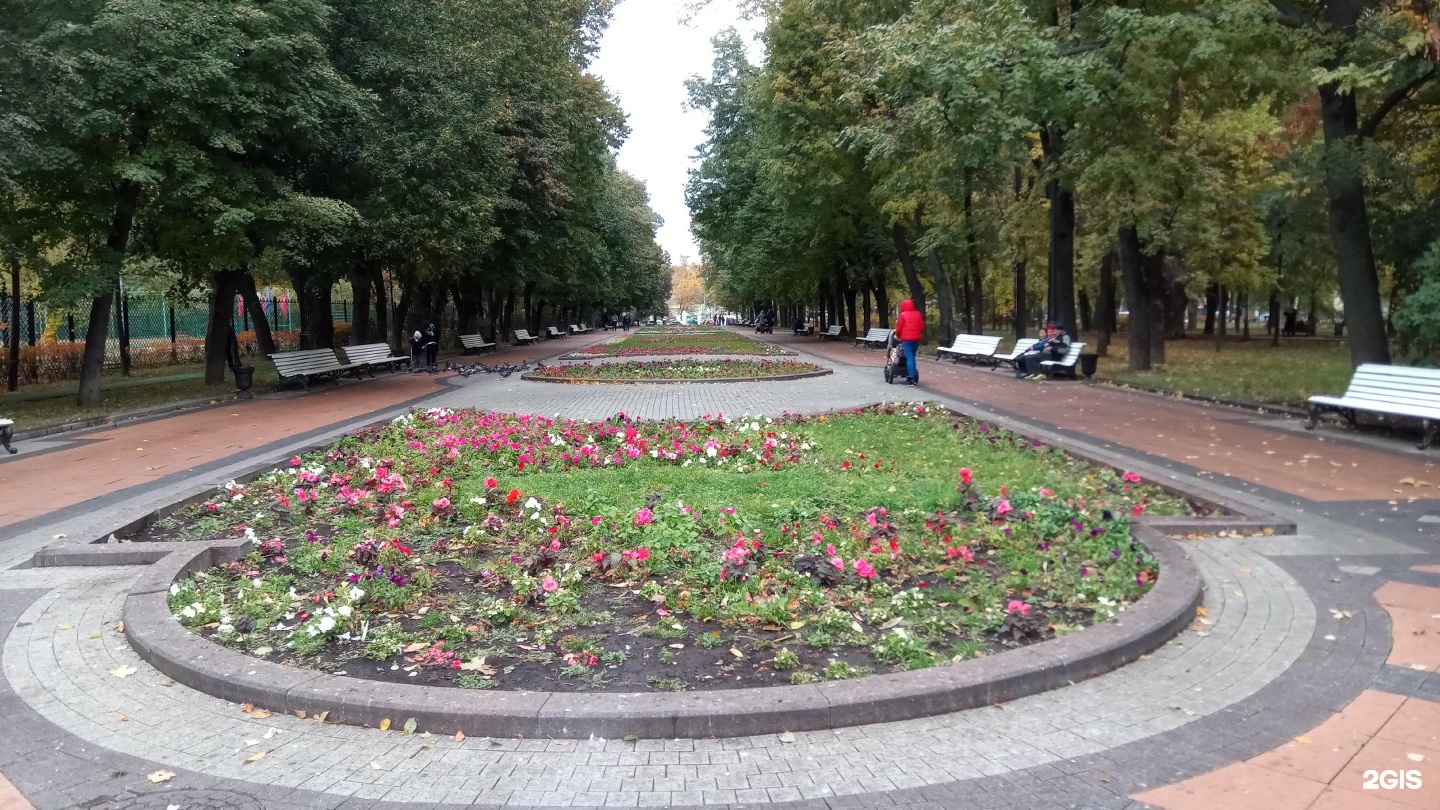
<box><xmin>895</xmin><ymin>298</ymin><xmax>925</xmax><ymax>385</ymax></box>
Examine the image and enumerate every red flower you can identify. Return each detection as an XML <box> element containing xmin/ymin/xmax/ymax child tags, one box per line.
<box><xmin>507</xmin><ymin>488</ymin><xmax>521</xmax><ymax>504</ymax></box>
<box><xmin>485</xmin><ymin>477</ymin><xmax>497</xmax><ymax>489</ymax></box>
<box><xmin>842</xmin><ymin>460</ymin><xmax>851</xmax><ymax>470</ymax></box>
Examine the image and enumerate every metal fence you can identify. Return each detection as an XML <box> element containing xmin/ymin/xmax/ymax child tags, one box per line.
<box><xmin>1</xmin><ymin>293</ymin><xmax>370</xmax><ymax>385</ymax></box>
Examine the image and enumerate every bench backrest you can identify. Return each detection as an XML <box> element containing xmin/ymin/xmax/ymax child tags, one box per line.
<box><xmin>340</xmin><ymin>344</ymin><xmax>398</xmax><ymax>364</ymax></box>
<box><xmin>271</xmin><ymin>349</ymin><xmax>344</xmax><ymax>376</ymax></box>
<box><xmin>1340</xmin><ymin>363</ymin><xmax>1440</xmax><ymax>414</ymax></box>
<box><xmin>570</xmin><ymin>324</ymin><xmax>580</xmax><ymax>331</ymax></box>
<box><xmin>547</xmin><ymin>326</ymin><xmax>563</xmax><ymax>334</ymax></box>
<box><xmin>863</xmin><ymin>328</ymin><xmax>893</xmax><ymax>341</ymax></box>
<box><xmin>514</xmin><ymin>329</ymin><xmax>534</xmax><ymax>341</ymax></box>
<box><xmin>1046</xmin><ymin>342</ymin><xmax>1085</xmax><ymax>366</ymax></box>
<box><xmin>824</xmin><ymin>325</ymin><xmax>842</xmax><ymax>335</ymax></box>
<box><xmin>459</xmin><ymin>334</ymin><xmax>492</xmax><ymax>348</ymax></box>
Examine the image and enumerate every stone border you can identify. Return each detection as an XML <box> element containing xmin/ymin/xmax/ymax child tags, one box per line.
<box><xmin>557</xmin><ymin>349</ymin><xmax>799</xmax><ymax>361</ymax></box>
<box><xmin>121</xmin><ymin>525</ymin><xmax>1200</xmax><ymax>739</ymax></box>
<box><xmin>520</xmin><ymin>367</ymin><xmax>833</xmax><ymax>385</ymax></box>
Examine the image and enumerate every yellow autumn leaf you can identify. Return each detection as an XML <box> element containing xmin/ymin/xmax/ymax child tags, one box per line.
<box><xmin>380</xmin><ymin>718</ymin><xmax>392</xmax><ymax>731</ymax></box>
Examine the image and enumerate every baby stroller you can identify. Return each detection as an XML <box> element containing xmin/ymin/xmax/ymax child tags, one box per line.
<box><xmin>883</xmin><ymin>332</ymin><xmax>907</xmax><ymax>384</ymax></box>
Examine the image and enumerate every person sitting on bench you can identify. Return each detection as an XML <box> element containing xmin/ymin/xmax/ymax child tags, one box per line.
<box><xmin>1016</xmin><ymin>323</ymin><xmax>1071</xmax><ymax>379</ymax></box>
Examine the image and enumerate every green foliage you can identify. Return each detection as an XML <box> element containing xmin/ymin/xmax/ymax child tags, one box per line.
<box><xmin>1394</xmin><ymin>241</ymin><xmax>1440</xmax><ymax>365</ymax></box>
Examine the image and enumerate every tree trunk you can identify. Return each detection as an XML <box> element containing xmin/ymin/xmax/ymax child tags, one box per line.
<box><xmin>372</xmin><ymin>268</ymin><xmax>389</xmax><ymax>349</ymax></box>
<box><xmin>874</xmin><ymin>281</ymin><xmax>890</xmax><ymax>328</ymax></box>
<box><xmin>352</xmin><ymin>272</ymin><xmax>371</xmax><ymax>345</ymax></box>
<box><xmin>1077</xmin><ymin>288</ymin><xmax>1092</xmax><ymax>333</ymax></box>
<box><xmin>6</xmin><ymin>255</ymin><xmax>18</xmax><ymax>392</ymax></box>
<box><xmin>1145</xmin><ymin>251</ymin><xmax>1167</xmax><ymax>364</ymax></box>
<box><xmin>1013</xmin><ymin>259</ymin><xmax>1027</xmax><ymax>340</ymax></box>
<box><xmin>392</xmin><ymin>282</ymin><xmax>411</xmax><ymax>349</ymax></box>
<box><xmin>862</xmin><ymin>286</ymin><xmax>872</xmax><ymax>331</ymax></box>
<box><xmin>1117</xmin><ymin>226</ymin><xmax>1152</xmax><ymax>371</ymax></box>
<box><xmin>1216</xmin><ymin>284</ymin><xmax>1228</xmax><ymax>350</ymax></box>
<box><xmin>1203</xmin><ymin>283</ymin><xmax>1218</xmax><ymax>335</ymax></box>
<box><xmin>1042</xmin><ymin>127</ymin><xmax>1077</xmax><ymax>332</ymax></box>
<box><xmin>891</xmin><ymin>224</ymin><xmax>926</xmax><ymax>316</ymax></box>
<box><xmin>1317</xmin><ymin>80</ymin><xmax>1390</xmax><ymax>365</ymax></box>
<box><xmin>1241</xmin><ymin>293</ymin><xmax>1251</xmax><ymax>340</ymax></box>
<box><xmin>486</xmin><ymin>287</ymin><xmax>500</xmax><ymax>342</ymax></box>
<box><xmin>1268</xmin><ymin>288</ymin><xmax>1281</xmax><ymax>346</ymax></box>
<box><xmin>1096</xmin><ymin>251</ymin><xmax>1116</xmax><ymax>356</ymax></box>
<box><xmin>1164</xmin><ymin>277</ymin><xmax>1188</xmax><ymax>340</ymax></box>
<box><xmin>239</xmin><ymin>272</ymin><xmax>277</xmax><ymax>356</ymax></box>
<box><xmin>115</xmin><ymin>281</ymin><xmax>131</xmax><ymax>376</ymax></box>
<box><xmin>78</xmin><ymin>182</ymin><xmax>142</xmax><ymax>406</ymax></box>
<box><xmin>203</xmin><ymin>271</ymin><xmax>241</xmax><ymax>386</ymax></box>
<box><xmin>914</xmin><ymin>208</ymin><xmax>952</xmax><ymax>344</ymax></box>
<box><xmin>312</xmin><ymin>280</ymin><xmax>335</xmax><ymax>350</ymax></box>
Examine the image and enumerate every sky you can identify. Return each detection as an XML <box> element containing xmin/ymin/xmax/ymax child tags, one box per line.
<box><xmin>589</xmin><ymin>0</ymin><xmax>762</xmax><ymax>265</ymax></box>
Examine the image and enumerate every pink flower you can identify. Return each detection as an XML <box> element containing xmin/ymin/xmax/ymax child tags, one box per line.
<box><xmin>550</xmin><ymin>538</ymin><xmax>561</xmax><ymax>551</ymax></box>
<box><xmin>958</xmin><ymin>468</ymin><xmax>973</xmax><ymax>485</ymax></box>
<box><xmin>995</xmin><ymin>499</ymin><xmax>1013</xmax><ymax>517</ymax></box>
<box><xmin>592</xmin><ymin>516</ymin><xmax>604</xmax><ymax>525</ymax></box>
<box><xmin>542</xmin><ymin>576</ymin><xmax>559</xmax><ymax>593</ymax></box>
<box><xmin>485</xmin><ymin>476</ymin><xmax>498</xmax><ymax>489</ymax></box>
<box><xmin>290</xmin><ymin>456</ymin><xmax>302</xmax><ymax>467</ymax></box>
<box><xmin>433</xmin><ymin>497</ymin><xmax>451</xmax><ymax>510</ymax></box>
<box><xmin>853</xmin><ymin>558</ymin><xmax>876</xmax><ymax>578</ymax></box>
<box><xmin>1006</xmin><ymin>599</ymin><xmax>1030</xmax><ymax>616</ymax></box>
<box><xmin>633</xmin><ymin>507</ymin><xmax>655</xmax><ymax>527</ymax></box>
<box><xmin>1122</xmin><ymin>471</ymin><xmax>1142</xmax><ymax>484</ymax></box>
<box><xmin>1132</xmin><ymin>504</ymin><xmax>1145</xmax><ymax>516</ymax></box>
<box><xmin>1038</xmin><ymin>488</ymin><xmax>1054</xmax><ymax>498</ymax></box>
<box><xmin>946</xmin><ymin>545</ymin><xmax>975</xmax><ymax>563</ymax></box>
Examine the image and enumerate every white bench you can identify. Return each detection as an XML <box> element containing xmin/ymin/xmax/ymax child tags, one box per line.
<box><xmin>855</xmin><ymin>328</ymin><xmax>894</xmax><ymax>348</ymax></box>
<box><xmin>546</xmin><ymin>326</ymin><xmax>566</xmax><ymax>339</ymax></box>
<box><xmin>569</xmin><ymin>324</ymin><xmax>591</xmax><ymax>335</ymax></box>
<box><xmin>793</xmin><ymin>322</ymin><xmax>814</xmax><ymax>336</ymax></box>
<box><xmin>513</xmin><ymin>329</ymin><xmax>539</xmax><ymax>346</ymax></box>
<box><xmin>993</xmin><ymin>343</ymin><xmax>1030</xmax><ymax>368</ymax></box>
<box><xmin>0</xmin><ymin>418</ymin><xmax>15</xmax><ymax>455</ymax></box>
<box><xmin>1039</xmin><ymin>342</ymin><xmax>1086</xmax><ymax>379</ymax></box>
<box><xmin>339</xmin><ymin>343</ymin><xmax>408</xmax><ymax>374</ymax></box>
<box><xmin>459</xmin><ymin>334</ymin><xmax>497</xmax><ymax>355</ymax></box>
<box><xmin>937</xmin><ymin>334</ymin><xmax>1002</xmax><ymax>364</ymax></box>
<box><xmin>270</xmin><ymin>349</ymin><xmax>362</xmax><ymax>388</ymax></box>
<box><xmin>1307</xmin><ymin>363</ymin><xmax>1440</xmax><ymax>449</ymax></box>
<box><xmin>818</xmin><ymin>325</ymin><xmax>843</xmax><ymax>341</ymax></box>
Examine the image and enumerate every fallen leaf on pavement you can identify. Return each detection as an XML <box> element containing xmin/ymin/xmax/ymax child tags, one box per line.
<box><xmin>379</xmin><ymin>718</ymin><xmax>392</xmax><ymax>731</ymax></box>
<box><xmin>146</xmin><ymin>770</ymin><xmax>175</xmax><ymax>783</ymax></box>
<box><xmin>455</xmin><ymin>731</ymin><xmax>465</xmax><ymax>742</ymax></box>
<box><xmin>111</xmin><ymin>665</ymin><xmax>137</xmax><ymax>678</ymax></box>
<box><xmin>402</xmin><ymin>717</ymin><xmax>417</xmax><ymax>736</ymax></box>
<box><xmin>250</xmin><ymin>710</ymin><xmax>272</xmax><ymax>720</ymax></box>
<box><xmin>1407</xmin><ymin>753</ymin><xmax>1425</xmax><ymax>762</ymax></box>
<box><xmin>778</xmin><ymin>731</ymin><xmax>796</xmax><ymax>744</ymax></box>
<box><xmin>1295</xmin><ymin>736</ymin><xmax>1312</xmax><ymax>744</ymax></box>
<box><xmin>245</xmin><ymin>752</ymin><xmax>265</xmax><ymax>763</ymax></box>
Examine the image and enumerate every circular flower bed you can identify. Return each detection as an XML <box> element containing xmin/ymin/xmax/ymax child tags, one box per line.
<box><xmin>530</xmin><ymin>358</ymin><xmax>826</xmax><ymax>382</ymax></box>
<box><xmin>162</xmin><ymin>405</ymin><xmax>1188</xmax><ymax>693</ymax></box>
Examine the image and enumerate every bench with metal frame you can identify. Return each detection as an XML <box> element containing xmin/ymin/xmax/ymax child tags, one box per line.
<box><xmin>1307</xmin><ymin>363</ymin><xmax>1440</xmax><ymax>450</ymax></box>
<box><xmin>339</xmin><ymin>343</ymin><xmax>409</xmax><ymax>374</ymax></box>
<box><xmin>855</xmin><ymin>327</ymin><xmax>894</xmax><ymax>348</ymax></box>
<box><xmin>1039</xmin><ymin>343</ymin><xmax>1087</xmax><ymax>379</ymax></box>
<box><xmin>0</xmin><ymin>418</ymin><xmax>15</xmax><ymax>454</ymax></box>
<box><xmin>513</xmin><ymin>329</ymin><xmax>540</xmax><ymax>346</ymax></box>
<box><xmin>546</xmin><ymin>326</ymin><xmax>567</xmax><ymax>339</ymax></box>
<box><xmin>459</xmin><ymin>334</ymin><xmax>497</xmax><ymax>355</ymax></box>
<box><xmin>937</xmin><ymin>334</ymin><xmax>1003</xmax><ymax>364</ymax></box>
<box><xmin>269</xmin><ymin>349</ymin><xmax>363</xmax><ymax>389</ymax></box>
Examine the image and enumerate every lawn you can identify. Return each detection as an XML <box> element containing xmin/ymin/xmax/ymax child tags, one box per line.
<box><xmin>1087</xmin><ymin>335</ymin><xmax>1355</xmax><ymax>406</ymax></box>
<box><xmin>0</xmin><ymin>362</ymin><xmax>279</xmax><ymax>432</ymax></box>
<box><xmin>161</xmin><ymin>404</ymin><xmax>1187</xmax><ymax>693</ymax></box>
<box><xmin>572</xmin><ymin>328</ymin><xmax>787</xmax><ymax>357</ymax></box>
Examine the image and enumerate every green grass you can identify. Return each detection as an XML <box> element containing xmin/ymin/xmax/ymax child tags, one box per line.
<box><xmin>1086</xmin><ymin>334</ymin><xmax>1354</xmax><ymax>406</ymax></box>
<box><xmin>0</xmin><ymin>362</ymin><xmax>280</xmax><ymax>431</ymax></box>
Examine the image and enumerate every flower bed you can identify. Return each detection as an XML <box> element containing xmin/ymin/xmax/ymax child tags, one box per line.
<box><xmin>159</xmin><ymin>404</ymin><xmax>1190</xmax><ymax>693</ymax></box>
<box><xmin>530</xmin><ymin>358</ymin><xmax>824</xmax><ymax>382</ymax></box>
<box><xmin>571</xmin><ymin>329</ymin><xmax>787</xmax><ymax>357</ymax></box>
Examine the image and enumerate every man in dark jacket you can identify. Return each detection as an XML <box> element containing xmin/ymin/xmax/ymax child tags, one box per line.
<box><xmin>1017</xmin><ymin>323</ymin><xmax>1071</xmax><ymax>379</ymax></box>
<box><xmin>422</xmin><ymin>320</ymin><xmax>439</xmax><ymax>372</ymax></box>
<box><xmin>895</xmin><ymin>299</ymin><xmax>925</xmax><ymax>385</ymax></box>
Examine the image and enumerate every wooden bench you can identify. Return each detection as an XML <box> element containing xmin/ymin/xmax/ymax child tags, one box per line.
<box><xmin>513</xmin><ymin>329</ymin><xmax>540</xmax><ymax>346</ymax></box>
<box><xmin>339</xmin><ymin>343</ymin><xmax>408</xmax><ymax>374</ymax></box>
<box><xmin>937</xmin><ymin>334</ymin><xmax>1002</xmax><ymax>364</ymax></box>
<box><xmin>855</xmin><ymin>327</ymin><xmax>894</xmax><ymax>348</ymax></box>
<box><xmin>270</xmin><ymin>349</ymin><xmax>362</xmax><ymax>388</ymax></box>
<box><xmin>0</xmin><ymin>418</ymin><xmax>15</xmax><ymax>454</ymax></box>
<box><xmin>793</xmin><ymin>322</ymin><xmax>814</xmax><ymax>336</ymax></box>
<box><xmin>569</xmin><ymin>324</ymin><xmax>591</xmax><ymax>335</ymax></box>
<box><xmin>817</xmin><ymin>325</ymin><xmax>843</xmax><ymax>341</ymax></box>
<box><xmin>1307</xmin><ymin>364</ymin><xmax>1440</xmax><ymax>449</ymax></box>
<box><xmin>459</xmin><ymin>334</ymin><xmax>497</xmax><ymax>355</ymax></box>
<box><xmin>1039</xmin><ymin>343</ymin><xmax>1086</xmax><ymax>379</ymax></box>
<box><xmin>546</xmin><ymin>326</ymin><xmax>567</xmax><ymax>339</ymax></box>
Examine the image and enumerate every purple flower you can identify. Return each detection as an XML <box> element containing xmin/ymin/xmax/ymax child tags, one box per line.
<box><xmin>1081</xmin><ymin>566</ymin><xmax>1089</xmax><ymax>578</ymax></box>
<box><xmin>1111</xmin><ymin>548</ymin><xmax>1121</xmax><ymax>559</ymax></box>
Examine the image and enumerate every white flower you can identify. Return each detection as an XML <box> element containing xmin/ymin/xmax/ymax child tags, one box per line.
<box><xmin>252</xmin><ymin>578</ymin><xmax>264</xmax><ymax>589</ymax></box>
<box><xmin>337</xmin><ymin>605</ymin><xmax>353</xmax><ymax>618</ymax></box>
<box><xmin>525</xmin><ymin>496</ymin><xmax>541</xmax><ymax>510</ymax></box>
<box><xmin>318</xmin><ymin>616</ymin><xmax>336</xmax><ymax>633</ymax></box>
<box><xmin>706</xmin><ymin>447</ymin><xmax>717</xmax><ymax>457</ymax></box>
<box><xmin>699</xmin><ymin>458</ymin><xmax>707</xmax><ymax>465</ymax></box>
<box><xmin>531</xmin><ymin>511</ymin><xmax>541</xmax><ymax>520</ymax></box>
<box><xmin>349</xmin><ymin>587</ymin><xmax>365</xmax><ymax>601</ymax></box>
<box><xmin>180</xmin><ymin>606</ymin><xmax>197</xmax><ymax>619</ymax></box>
<box><xmin>169</xmin><ymin>584</ymin><xmax>180</xmax><ymax>596</ymax></box>
<box><xmin>190</xmin><ymin>602</ymin><xmax>204</xmax><ymax>614</ymax></box>
<box><xmin>683</xmin><ymin>459</ymin><xmax>692</xmax><ymax>467</ymax></box>
<box><xmin>469</xmin><ymin>497</ymin><xmax>484</xmax><ymax>505</ymax></box>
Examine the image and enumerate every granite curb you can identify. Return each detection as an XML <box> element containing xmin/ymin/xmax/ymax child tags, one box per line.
<box><xmin>120</xmin><ymin>525</ymin><xmax>1202</xmax><ymax>739</ymax></box>
<box><xmin>519</xmin><ymin>368</ymin><xmax>834</xmax><ymax>385</ymax></box>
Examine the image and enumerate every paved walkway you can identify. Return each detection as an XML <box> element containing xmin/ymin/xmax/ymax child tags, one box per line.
<box><xmin>0</xmin><ymin>330</ymin><xmax>1436</xmax><ymax>810</ymax></box>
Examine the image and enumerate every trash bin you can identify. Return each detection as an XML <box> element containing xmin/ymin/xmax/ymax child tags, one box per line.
<box><xmin>1079</xmin><ymin>353</ymin><xmax>1099</xmax><ymax>379</ymax></box>
<box><xmin>232</xmin><ymin>365</ymin><xmax>255</xmax><ymax>394</ymax></box>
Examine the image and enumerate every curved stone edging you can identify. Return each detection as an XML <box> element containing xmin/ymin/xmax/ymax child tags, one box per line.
<box><xmin>556</xmin><ymin>349</ymin><xmax>800</xmax><ymax>361</ymax></box>
<box><xmin>519</xmin><ymin>367</ymin><xmax>834</xmax><ymax>385</ymax></box>
<box><xmin>122</xmin><ymin>525</ymin><xmax>1200</xmax><ymax>739</ymax></box>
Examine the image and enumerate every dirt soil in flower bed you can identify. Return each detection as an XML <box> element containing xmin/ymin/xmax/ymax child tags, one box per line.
<box><xmin>530</xmin><ymin>358</ymin><xmax>826</xmax><ymax>382</ymax></box>
<box><xmin>569</xmin><ymin>328</ymin><xmax>789</xmax><ymax>358</ymax></box>
<box><xmin>158</xmin><ymin>404</ymin><xmax>1201</xmax><ymax>693</ymax></box>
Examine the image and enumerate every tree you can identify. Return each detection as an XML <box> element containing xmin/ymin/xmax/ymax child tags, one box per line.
<box><xmin>671</xmin><ymin>261</ymin><xmax>706</xmax><ymax>314</ymax></box>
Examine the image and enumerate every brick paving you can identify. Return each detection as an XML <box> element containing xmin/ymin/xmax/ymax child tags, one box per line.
<box><xmin>0</xmin><ymin>328</ymin><xmax>1437</xmax><ymax>808</ymax></box>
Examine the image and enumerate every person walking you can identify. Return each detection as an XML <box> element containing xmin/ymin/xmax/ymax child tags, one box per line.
<box><xmin>422</xmin><ymin>320</ymin><xmax>439</xmax><ymax>372</ymax></box>
<box><xmin>895</xmin><ymin>299</ymin><xmax>925</xmax><ymax>385</ymax></box>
